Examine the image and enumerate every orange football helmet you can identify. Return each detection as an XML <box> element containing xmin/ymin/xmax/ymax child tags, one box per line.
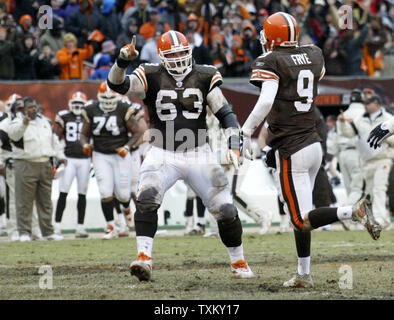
<box><xmin>5</xmin><ymin>93</ymin><xmax>22</xmax><ymax>113</ymax></box>
<box><xmin>97</xmin><ymin>81</ymin><xmax>121</xmax><ymax>112</ymax></box>
<box><xmin>157</xmin><ymin>30</ymin><xmax>192</xmax><ymax>76</ymax></box>
<box><xmin>69</xmin><ymin>91</ymin><xmax>88</xmax><ymax>115</ymax></box>
<box><xmin>260</xmin><ymin>12</ymin><xmax>299</xmax><ymax>52</ymax></box>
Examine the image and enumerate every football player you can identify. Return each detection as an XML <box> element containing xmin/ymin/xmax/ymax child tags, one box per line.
<box><xmin>80</xmin><ymin>82</ymin><xmax>147</xmax><ymax>239</ymax></box>
<box><xmin>107</xmin><ymin>31</ymin><xmax>254</xmax><ymax>281</ymax></box>
<box><xmin>54</xmin><ymin>91</ymin><xmax>91</xmax><ymax>238</ymax></box>
<box><xmin>368</xmin><ymin>117</ymin><xmax>394</xmax><ymax>149</ymax></box>
<box><xmin>241</xmin><ymin>12</ymin><xmax>382</xmax><ymax>288</ymax></box>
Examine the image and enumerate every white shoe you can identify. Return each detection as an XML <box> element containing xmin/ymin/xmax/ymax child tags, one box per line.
<box><xmin>45</xmin><ymin>233</ymin><xmax>63</xmax><ymax>241</ymax></box>
<box><xmin>75</xmin><ymin>226</ymin><xmax>89</xmax><ymax>238</ymax></box>
<box><xmin>203</xmin><ymin>231</ymin><xmax>219</xmax><ymax>238</ymax></box>
<box><xmin>283</xmin><ymin>273</ymin><xmax>314</xmax><ymax>288</ymax></box>
<box><xmin>129</xmin><ymin>252</ymin><xmax>152</xmax><ymax>281</ymax></box>
<box><xmin>54</xmin><ymin>225</ymin><xmax>61</xmax><ymax>235</ymax></box>
<box><xmin>103</xmin><ymin>224</ymin><xmax>119</xmax><ymax>240</ymax></box>
<box><xmin>321</xmin><ymin>224</ymin><xmax>331</xmax><ymax>231</ymax></box>
<box><xmin>118</xmin><ymin>225</ymin><xmax>129</xmax><ymax>237</ymax></box>
<box><xmin>10</xmin><ymin>231</ymin><xmax>19</xmax><ymax>242</ymax></box>
<box><xmin>352</xmin><ymin>194</ymin><xmax>382</xmax><ymax>240</ymax></box>
<box><xmin>231</xmin><ymin>260</ymin><xmax>254</xmax><ymax>279</ymax></box>
<box><xmin>19</xmin><ymin>234</ymin><xmax>32</xmax><ymax>242</ymax></box>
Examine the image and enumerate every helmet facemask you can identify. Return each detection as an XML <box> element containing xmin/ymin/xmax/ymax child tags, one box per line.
<box><xmin>98</xmin><ymin>90</ymin><xmax>121</xmax><ymax>112</ymax></box>
<box><xmin>159</xmin><ymin>46</ymin><xmax>192</xmax><ymax>76</ymax></box>
<box><xmin>69</xmin><ymin>101</ymin><xmax>85</xmax><ymax>115</ymax></box>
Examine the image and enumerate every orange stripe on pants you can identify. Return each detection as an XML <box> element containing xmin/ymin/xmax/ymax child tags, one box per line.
<box><xmin>282</xmin><ymin>158</ymin><xmax>303</xmax><ymax>230</ymax></box>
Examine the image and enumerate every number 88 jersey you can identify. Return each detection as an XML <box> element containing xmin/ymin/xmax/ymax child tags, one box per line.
<box><xmin>250</xmin><ymin>45</ymin><xmax>325</xmax><ymax>157</ymax></box>
<box><xmin>133</xmin><ymin>63</ymin><xmax>223</xmax><ymax>151</ymax></box>
<box><xmin>55</xmin><ymin>110</ymin><xmax>88</xmax><ymax>158</ymax></box>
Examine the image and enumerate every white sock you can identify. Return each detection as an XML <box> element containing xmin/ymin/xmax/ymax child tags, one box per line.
<box><xmin>107</xmin><ymin>220</ymin><xmax>115</xmax><ymax>228</ymax></box>
<box><xmin>55</xmin><ymin>222</ymin><xmax>61</xmax><ymax>229</ymax></box>
<box><xmin>197</xmin><ymin>217</ymin><xmax>205</xmax><ymax>225</ymax></box>
<box><xmin>77</xmin><ymin>224</ymin><xmax>84</xmax><ymax>230</ymax></box>
<box><xmin>337</xmin><ymin>206</ymin><xmax>352</xmax><ymax>220</ymax></box>
<box><xmin>136</xmin><ymin>236</ymin><xmax>154</xmax><ymax>258</ymax></box>
<box><xmin>121</xmin><ymin>204</ymin><xmax>130</xmax><ymax>214</ymax></box>
<box><xmin>117</xmin><ymin>213</ymin><xmax>127</xmax><ymax>227</ymax></box>
<box><xmin>298</xmin><ymin>256</ymin><xmax>311</xmax><ymax>275</ymax></box>
<box><xmin>227</xmin><ymin>244</ymin><xmax>245</xmax><ymax>264</ymax></box>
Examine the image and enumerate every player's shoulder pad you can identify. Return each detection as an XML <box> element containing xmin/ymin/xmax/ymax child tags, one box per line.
<box><xmin>138</xmin><ymin>63</ymin><xmax>162</xmax><ymax>75</ymax></box>
<box><xmin>195</xmin><ymin>64</ymin><xmax>224</xmax><ymax>92</ymax></box>
<box><xmin>55</xmin><ymin>109</ymin><xmax>69</xmax><ymax>127</ymax></box>
<box><xmin>250</xmin><ymin>51</ymin><xmax>279</xmax><ymax>84</ymax></box>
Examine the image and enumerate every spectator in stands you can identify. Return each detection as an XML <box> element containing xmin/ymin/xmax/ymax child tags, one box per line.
<box><xmin>222</xmin><ymin>21</ymin><xmax>234</xmax><ymax>49</ymax></box>
<box><xmin>241</xmin><ymin>21</ymin><xmax>261</xmax><ymax>59</ymax></box>
<box><xmin>17</xmin><ymin>14</ymin><xmax>37</xmax><ymax>39</ymax></box>
<box><xmin>363</xmin><ymin>16</ymin><xmax>388</xmax><ymax>76</ymax></box>
<box><xmin>253</xmin><ymin>8</ymin><xmax>268</xmax><ymax>34</ymax></box>
<box><xmin>139</xmin><ymin>8</ymin><xmax>171</xmax><ymax>40</ymax></box>
<box><xmin>227</xmin><ymin>34</ymin><xmax>251</xmax><ymax>77</ymax></box>
<box><xmin>160</xmin><ymin>0</ymin><xmax>187</xmax><ymax>31</ymax></box>
<box><xmin>323</xmin><ymin>35</ymin><xmax>346</xmax><ymax>76</ymax></box>
<box><xmin>64</xmin><ymin>0</ymin><xmax>81</xmax><ymax>19</ymax></box>
<box><xmin>339</xmin><ymin>23</ymin><xmax>370</xmax><ymax>76</ymax></box>
<box><xmin>56</xmin><ymin>32</ymin><xmax>94</xmax><ymax>80</ymax></box>
<box><xmin>14</xmin><ymin>0</ymin><xmax>40</xmax><ymax>26</ymax></box>
<box><xmin>39</xmin><ymin>17</ymin><xmax>65</xmax><ymax>53</ymax></box>
<box><xmin>116</xmin><ymin>17</ymin><xmax>145</xmax><ymax>51</ymax></box>
<box><xmin>51</xmin><ymin>0</ymin><xmax>68</xmax><ymax>21</ymax></box>
<box><xmin>140</xmin><ymin>25</ymin><xmax>164</xmax><ymax>64</ymax></box>
<box><xmin>66</xmin><ymin>0</ymin><xmax>107</xmax><ymax>48</ymax></box>
<box><xmin>0</xmin><ymin>26</ymin><xmax>17</xmax><ymax>80</ymax></box>
<box><xmin>8</xmin><ymin>97</ymin><xmax>66</xmax><ymax>242</ymax></box>
<box><xmin>90</xmin><ymin>53</ymin><xmax>112</xmax><ymax>80</ymax></box>
<box><xmin>184</xmin><ymin>28</ymin><xmax>212</xmax><ymax>65</ymax></box>
<box><xmin>14</xmin><ymin>33</ymin><xmax>37</xmax><ymax>80</ymax></box>
<box><xmin>3</xmin><ymin>14</ymin><xmax>19</xmax><ymax>43</ymax></box>
<box><xmin>34</xmin><ymin>45</ymin><xmax>62</xmax><ymax>80</ymax></box>
<box><xmin>210</xmin><ymin>33</ymin><xmax>232</xmax><ymax>76</ymax></box>
<box><xmin>101</xmin><ymin>0</ymin><xmax>122</xmax><ymax>43</ymax></box>
<box><xmin>121</xmin><ymin>0</ymin><xmax>152</xmax><ymax>30</ymax></box>
<box><xmin>0</xmin><ymin>2</ymin><xmax>7</xmax><ymax>25</ymax></box>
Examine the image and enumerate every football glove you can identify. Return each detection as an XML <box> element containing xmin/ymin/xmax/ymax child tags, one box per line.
<box><xmin>83</xmin><ymin>144</ymin><xmax>93</xmax><ymax>157</ymax></box>
<box><xmin>227</xmin><ymin>150</ymin><xmax>241</xmax><ymax>170</ymax></box>
<box><xmin>119</xmin><ymin>35</ymin><xmax>139</xmax><ymax>61</ymax></box>
<box><xmin>115</xmin><ymin>146</ymin><xmax>129</xmax><ymax>158</ymax></box>
<box><xmin>367</xmin><ymin>122</ymin><xmax>392</xmax><ymax>149</ymax></box>
<box><xmin>242</xmin><ymin>133</ymin><xmax>254</xmax><ymax>160</ymax></box>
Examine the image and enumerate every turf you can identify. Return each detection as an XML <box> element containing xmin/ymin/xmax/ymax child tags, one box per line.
<box><xmin>0</xmin><ymin>229</ymin><xmax>393</xmax><ymax>300</ymax></box>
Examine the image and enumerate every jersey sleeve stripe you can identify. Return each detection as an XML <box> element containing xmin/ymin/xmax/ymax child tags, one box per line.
<box><xmin>251</xmin><ymin>70</ymin><xmax>279</xmax><ymax>82</ymax></box>
<box><xmin>133</xmin><ymin>67</ymin><xmax>148</xmax><ymax>92</ymax></box>
<box><xmin>252</xmin><ymin>69</ymin><xmax>279</xmax><ymax>80</ymax></box>
<box><xmin>209</xmin><ymin>72</ymin><xmax>223</xmax><ymax>91</ymax></box>
<box><xmin>319</xmin><ymin>65</ymin><xmax>326</xmax><ymax>81</ymax></box>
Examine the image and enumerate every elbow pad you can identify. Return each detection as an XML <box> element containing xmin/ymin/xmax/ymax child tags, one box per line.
<box><xmin>214</xmin><ymin>104</ymin><xmax>239</xmax><ymax>129</ymax></box>
<box><xmin>107</xmin><ymin>76</ymin><xmax>130</xmax><ymax>95</ymax></box>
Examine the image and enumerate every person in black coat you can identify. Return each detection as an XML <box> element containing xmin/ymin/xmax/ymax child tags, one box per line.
<box><xmin>184</xmin><ymin>28</ymin><xmax>212</xmax><ymax>66</ymax></box>
<box><xmin>34</xmin><ymin>45</ymin><xmax>62</xmax><ymax>79</ymax></box>
<box><xmin>66</xmin><ymin>0</ymin><xmax>107</xmax><ymax>48</ymax></box>
<box><xmin>14</xmin><ymin>33</ymin><xmax>37</xmax><ymax>80</ymax></box>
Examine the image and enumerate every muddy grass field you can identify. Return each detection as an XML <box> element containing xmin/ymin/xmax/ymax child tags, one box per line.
<box><xmin>0</xmin><ymin>229</ymin><xmax>393</xmax><ymax>301</ymax></box>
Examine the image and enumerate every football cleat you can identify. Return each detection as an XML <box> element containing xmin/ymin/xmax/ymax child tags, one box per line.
<box><xmin>45</xmin><ymin>233</ymin><xmax>64</xmax><ymax>241</ymax></box>
<box><xmin>130</xmin><ymin>252</ymin><xmax>152</xmax><ymax>281</ymax></box>
<box><xmin>103</xmin><ymin>224</ymin><xmax>119</xmax><ymax>240</ymax></box>
<box><xmin>351</xmin><ymin>194</ymin><xmax>382</xmax><ymax>240</ymax></box>
<box><xmin>185</xmin><ymin>223</ymin><xmax>205</xmax><ymax>236</ymax></box>
<box><xmin>118</xmin><ymin>225</ymin><xmax>129</xmax><ymax>237</ymax></box>
<box><xmin>231</xmin><ymin>260</ymin><xmax>255</xmax><ymax>279</ymax></box>
<box><xmin>283</xmin><ymin>273</ymin><xmax>314</xmax><ymax>288</ymax></box>
<box><xmin>75</xmin><ymin>226</ymin><xmax>89</xmax><ymax>238</ymax></box>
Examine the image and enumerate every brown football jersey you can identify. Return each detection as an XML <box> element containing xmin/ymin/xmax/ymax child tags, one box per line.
<box><xmin>250</xmin><ymin>45</ymin><xmax>325</xmax><ymax>158</ymax></box>
<box><xmin>132</xmin><ymin>63</ymin><xmax>223</xmax><ymax>151</ymax></box>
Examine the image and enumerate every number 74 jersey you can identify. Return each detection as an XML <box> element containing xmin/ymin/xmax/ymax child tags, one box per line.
<box><xmin>250</xmin><ymin>45</ymin><xmax>325</xmax><ymax>157</ymax></box>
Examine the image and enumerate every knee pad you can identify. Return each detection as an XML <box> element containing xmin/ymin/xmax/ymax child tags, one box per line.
<box><xmin>217</xmin><ymin>214</ymin><xmax>242</xmax><ymax>248</ymax></box>
<box><xmin>217</xmin><ymin>203</ymin><xmax>238</xmax><ymax>224</ymax></box>
<box><xmin>136</xmin><ymin>201</ymin><xmax>160</xmax><ymax>214</ymax></box>
<box><xmin>134</xmin><ymin>203</ymin><xmax>159</xmax><ymax>238</ymax></box>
